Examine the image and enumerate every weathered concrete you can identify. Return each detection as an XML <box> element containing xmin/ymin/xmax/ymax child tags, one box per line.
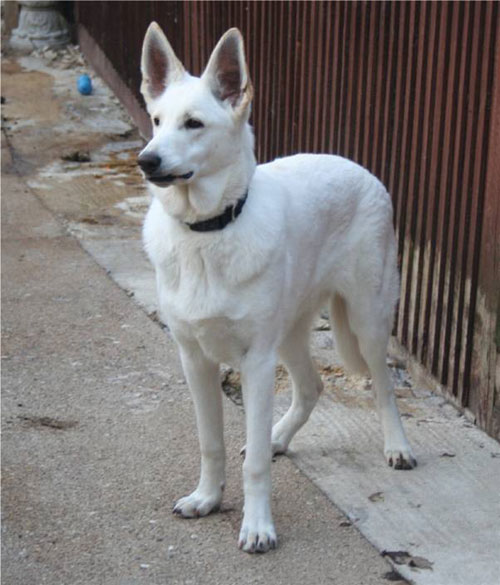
<box><xmin>2</xmin><ymin>50</ymin><xmax>400</xmax><ymax>585</ymax></box>
<box><xmin>3</xmin><ymin>47</ymin><xmax>500</xmax><ymax>585</ymax></box>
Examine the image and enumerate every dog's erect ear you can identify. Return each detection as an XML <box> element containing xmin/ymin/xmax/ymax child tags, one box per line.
<box><xmin>140</xmin><ymin>22</ymin><xmax>185</xmax><ymax>104</ymax></box>
<box><xmin>202</xmin><ymin>28</ymin><xmax>253</xmax><ymax>112</ymax></box>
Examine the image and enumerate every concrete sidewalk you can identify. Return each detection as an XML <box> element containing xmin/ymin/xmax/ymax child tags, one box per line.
<box><xmin>1</xmin><ymin>50</ymin><xmax>399</xmax><ymax>584</ymax></box>
<box><xmin>3</xmin><ymin>47</ymin><xmax>500</xmax><ymax>585</ymax></box>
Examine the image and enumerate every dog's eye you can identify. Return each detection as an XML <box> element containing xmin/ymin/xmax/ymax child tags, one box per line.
<box><xmin>153</xmin><ymin>117</ymin><xmax>160</xmax><ymax>127</ymax></box>
<box><xmin>185</xmin><ymin>118</ymin><xmax>204</xmax><ymax>130</ymax></box>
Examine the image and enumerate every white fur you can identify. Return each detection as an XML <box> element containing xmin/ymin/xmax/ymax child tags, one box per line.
<box><xmin>140</xmin><ymin>24</ymin><xmax>416</xmax><ymax>554</ymax></box>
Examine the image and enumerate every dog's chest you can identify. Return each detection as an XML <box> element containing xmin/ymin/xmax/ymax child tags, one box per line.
<box><xmin>163</xmin><ymin>286</ymin><xmax>254</xmax><ymax>365</ymax></box>
<box><xmin>156</xmin><ymin>250</ymin><xmax>259</xmax><ymax>366</ymax></box>
<box><xmin>176</xmin><ymin>315</ymin><xmax>252</xmax><ymax>366</ymax></box>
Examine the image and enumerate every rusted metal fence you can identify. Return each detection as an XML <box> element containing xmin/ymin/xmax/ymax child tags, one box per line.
<box><xmin>75</xmin><ymin>1</ymin><xmax>500</xmax><ymax>440</ymax></box>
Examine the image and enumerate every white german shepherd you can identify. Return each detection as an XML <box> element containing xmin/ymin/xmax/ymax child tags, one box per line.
<box><xmin>139</xmin><ymin>23</ymin><xmax>416</xmax><ymax>553</ymax></box>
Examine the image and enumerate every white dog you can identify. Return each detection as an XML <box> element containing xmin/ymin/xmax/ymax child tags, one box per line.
<box><xmin>139</xmin><ymin>23</ymin><xmax>416</xmax><ymax>553</ymax></box>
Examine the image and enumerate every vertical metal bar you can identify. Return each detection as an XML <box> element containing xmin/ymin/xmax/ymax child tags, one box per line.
<box><xmin>430</xmin><ymin>2</ymin><xmax>463</xmax><ymax>380</ymax></box>
<box><xmin>311</xmin><ymin>0</ymin><xmax>325</xmax><ymax>153</ymax></box>
<box><xmin>423</xmin><ymin>2</ymin><xmax>455</xmax><ymax>374</ymax></box>
<box><xmin>438</xmin><ymin>1</ymin><xmax>474</xmax><ymax>388</ymax></box>
<box><xmin>282</xmin><ymin>1</ymin><xmax>295</xmax><ymax>156</ymax></box>
<box><xmin>273</xmin><ymin>0</ymin><xmax>286</xmax><ymax>158</ymax></box>
<box><xmin>471</xmin><ymin>0</ymin><xmax>500</xmax><ymax>436</ymax></box>
<box><xmin>350</xmin><ymin>1</ymin><xmax>368</xmax><ymax>164</ymax></box>
<box><xmin>319</xmin><ymin>0</ymin><xmax>334</xmax><ymax>152</ymax></box>
<box><xmin>361</xmin><ymin>0</ymin><xmax>378</xmax><ymax>169</ymax></box>
<box><xmin>338</xmin><ymin>1</ymin><xmax>356</xmax><ymax>156</ymax></box>
<box><xmin>388</xmin><ymin>1</ymin><xmax>411</xmax><ymax>246</ymax></box>
<box><xmin>374</xmin><ymin>1</ymin><xmax>392</xmax><ymax>182</ymax></box>
<box><xmin>415</xmin><ymin>1</ymin><xmax>442</xmax><ymax>365</ymax></box>
<box><xmin>381</xmin><ymin>0</ymin><xmax>401</xmax><ymax>189</ymax></box>
<box><xmin>400</xmin><ymin>1</ymin><xmax>431</xmax><ymax>355</ymax></box>
<box><xmin>327</xmin><ymin>0</ymin><xmax>345</xmax><ymax>154</ymax></box>
<box><xmin>393</xmin><ymin>2</ymin><xmax>418</xmax><ymax>341</ymax></box>
<box><xmin>296</xmin><ymin>1</ymin><xmax>310</xmax><ymax>152</ymax></box>
<box><xmin>456</xmin><ymin>1</ymin><xmax>496</xmax><ymax>406</ymax></box>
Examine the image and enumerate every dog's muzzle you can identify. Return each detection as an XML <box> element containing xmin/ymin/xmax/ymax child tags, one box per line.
<box><xmin>137</xmin><ymin>152</ymin><xmax>193</xmax><ymax>185</ymax></box>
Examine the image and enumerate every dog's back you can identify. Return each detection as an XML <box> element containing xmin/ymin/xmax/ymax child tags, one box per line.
<box><xmin>254</xmin><ymin>153</ymin><xmax>399</xmax><ymax>323</ymax></box>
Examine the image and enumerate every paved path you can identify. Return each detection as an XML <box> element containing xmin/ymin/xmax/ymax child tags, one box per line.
<box><xmin>3</xmin><ymin>47</ymin><xmax>500</xmax><ymax>585</ymax></box>
<box><xmin>1</xmin><ymin>51</ymin><xmax>398</xmax><ymax>585</ymax></box>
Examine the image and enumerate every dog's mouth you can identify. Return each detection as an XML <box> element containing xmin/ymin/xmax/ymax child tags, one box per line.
<box><xmin>147</xmin><ymin>171</ymin><xmax>194</xmax><ymax>186</ymax></box>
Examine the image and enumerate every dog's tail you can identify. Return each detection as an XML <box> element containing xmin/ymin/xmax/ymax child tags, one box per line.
<box><xmin>329</xmin><ymin>294</ymin><xmax>369</xmax><ymax>375</ymax></box>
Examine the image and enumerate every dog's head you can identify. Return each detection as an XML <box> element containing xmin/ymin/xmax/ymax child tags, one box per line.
<box><xmin>138</xmin><ymin>24</ymin><xmax>254</xmax><ymax>198</ymax></box>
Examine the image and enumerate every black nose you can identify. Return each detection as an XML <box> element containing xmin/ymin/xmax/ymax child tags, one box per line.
<box><xmin>137</xmin><ymin>152</ymin><xmax>161</xmax><ymax>174</ymax></box>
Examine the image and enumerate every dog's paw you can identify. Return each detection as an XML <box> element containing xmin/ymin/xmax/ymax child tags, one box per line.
<box><xmin>173</xmin><ymin>490</ymin><xmax>222</xmax><ymax>518</ymax></box>
<box><xmin>271</xmin><ymin>440</ymin><xmax>288</xmax><ymax>456</ymax></box>
<box><xmin>238</xmin><ymin>520</ymin><xmax>277</xmax><ymax>553</ymax></box>
<box><xmin>385</xmin><ymin>446</ymin><xmax>417</xmax><ymax>470</ymax></box>
<box><xmin>270</xmin><ymin>430</ymin><xmax>290</xmax><ymax>456</ymax></box>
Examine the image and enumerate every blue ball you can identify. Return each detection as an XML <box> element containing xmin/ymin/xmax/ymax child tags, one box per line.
<box><xmin>77</xmin><ymin>74</ymin><xmax>92</xmax><ymax>95</ymax></box>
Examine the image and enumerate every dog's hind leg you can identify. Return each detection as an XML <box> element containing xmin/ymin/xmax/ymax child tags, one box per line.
<box><xmin>271</xmin><ymin>314</ymin><xmax>323</xmax><ymax>455</ymax></box>
<box><xmin>347</xmin><ymin>306</ymin><xmax>417</xmax><ymax>469</ymax></box>
<box><xmin>173</xmin><ymin>343</ymin><xmax>225</xmax><ymax>517</ymax></box>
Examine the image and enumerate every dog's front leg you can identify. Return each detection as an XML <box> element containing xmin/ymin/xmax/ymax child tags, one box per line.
<box><xmin>239</xmin><ymin>352</ymin><xmax>277</xmax><ymax>553</ymax></box>
<box><xmin>173</xmin><ymin>344</ymin><xmax>225</xmax><ymax>517</ymax></box>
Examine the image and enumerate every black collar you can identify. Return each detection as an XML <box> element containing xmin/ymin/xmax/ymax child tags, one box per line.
<box><xmin>185</xmin><ymin>192</ymin><xmax>248</xmax><ymax>232</ymax></box>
